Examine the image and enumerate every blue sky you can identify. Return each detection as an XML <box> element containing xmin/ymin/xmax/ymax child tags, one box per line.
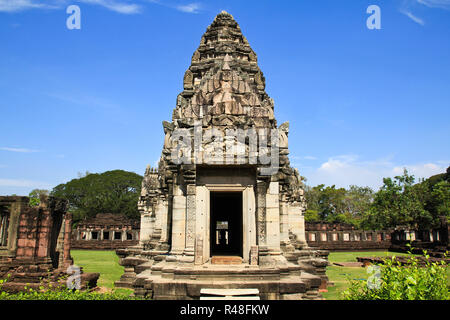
<box><xmin>0</xmin><ymin>0</ymin><xmax>449</xmax><ymax>195</ymax></box>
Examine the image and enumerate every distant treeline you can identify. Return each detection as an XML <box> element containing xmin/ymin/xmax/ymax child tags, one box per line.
<box><xmin>305</xmin><ymin>167</ymin><xmax>450</xmax><ymax>231</ymax></box>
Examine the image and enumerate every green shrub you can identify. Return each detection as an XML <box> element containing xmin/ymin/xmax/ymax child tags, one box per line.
<box><xmin>0</xmin><ymin>274</ymin><xmax>144</xmax><ymax>300</ymax></box>
<box><xmin>342</xmin><ymin>251</ymin><xmax>449</xmax><ymax>300</ymax></box>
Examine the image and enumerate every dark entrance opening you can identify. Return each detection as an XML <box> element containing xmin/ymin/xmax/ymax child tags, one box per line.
<box><xmin>210</xmin><ymin>192</ymin><xmax>242</xmax><ymax>257</ymax></box>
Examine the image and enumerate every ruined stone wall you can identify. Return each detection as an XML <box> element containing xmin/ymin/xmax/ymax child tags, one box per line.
<box><xmin>305</xmin><ymin>222</ymin><xmax>391</xmax><ymax>251</ymax></box>
<box><xmin>305</xmin><ymin>221</ymin><xmax>450</xmax><ymax>252</ymax></box>
<box><xmin>389</xmin><ymin>219</ymin><xmax>449</xmax><ymax>255</ymax></box>
<box><xmin>71</xmin><ymin>239</ymin><xmax>139</xmax><ymax>250</ymax></box>
<box><xmin>0</xmin><ymin>196</ymin><xmax>98</xmax><ymax>292</ymax></box>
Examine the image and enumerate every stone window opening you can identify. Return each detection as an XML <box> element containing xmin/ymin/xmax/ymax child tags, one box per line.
<box><xmin>114</xmin><ymin>231</ymin><xmax>122</xmax><ymax>240</ymax></box>
<box><xmin>0</xmin><ymin>210</ymin><xmax>10</xmax><ymax>247</ymax></box>
<box><xmin>126</xmin><ymin>232</ymin><xmax>133</xmax><ymax>240</ymax></box>
<box><xmin>91</xmin><ymin>231</ymin><xmax>99</xmax><ymax>240</ymax></box>
<box><xmin>103</xmin><ymin>231</ymin><xmax>110</xmax><ymax>240</ymax></box>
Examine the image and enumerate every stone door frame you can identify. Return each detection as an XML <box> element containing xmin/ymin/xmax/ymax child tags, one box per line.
<box><xmin>195</xmin><ymin>184</ymin><xmax>256</xmax><ymax>264</ymax></box>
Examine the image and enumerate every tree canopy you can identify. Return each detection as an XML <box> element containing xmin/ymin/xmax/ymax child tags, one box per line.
<box><xmin>51</xmin><ymin>170</ymin><xmax>143</xmax><ymax>223</ymax></box>
<box><xmin>305</xmin><ymin>167</ymin><xmax>450</xmax><ymax>231</ymax></box>
<box><xmin>28</xmin><ymin>189</ymin><xmax>49</xmax><ymax>207</ymax></box>
<box><xmin>305</xmin><ymin>184</ymin><xmax>374</xmax><ymax>228</ymax></box>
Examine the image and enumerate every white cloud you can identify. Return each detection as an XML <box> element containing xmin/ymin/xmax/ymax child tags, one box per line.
<box><xmin>0</xmin><ymin>0</ymin><xmax>204</xmax><ymax>14</ymax></box>
<box><xmin>400</xmin><ymin>10</ymin><xmax>425</xmax><ymax>25</ymax></box>
<box><xmin>399</xmin><ymin>0</ymin><xmax>450</xmax><ymax>25</ymax></box>
<box><xmin>392</xmin><ymin>163</ymin><xmax>445</xmax><ymax>178</ymax></box>
<box><xmin>0</xmin><ymin>147</ymin><xmax>39</xmax><ymax>153</ymax></box>
<box><xmin>0</xmin><ymin>178</ymin><xmax>52</xmax><ymax>189</ymax></box>
<box><xmin>290</xmin><ymin>155</ymin><xmax>317</xmax><ymax>161</ymax></box>
<box><xmin>77</xmin><ymin>0</ymin><xmax>141</xmax><ymax>14</ymax></box>
<box><xmin>0</xmin><ymin>0</ymin><xmax>142</xmax><ymax>14</ymax></box>
<box><xmin>416</xmin><ymin>0</ymin><xmax>450</xmax><ymax>10</ymax></box>
<box><xmin>0</xmin><ymin>0</ymin><xmax>49</xmax><ymax>12</ymax></box>
<box><xmin>304</xmin><ymin>154</ymin><xmax>448</xmax><ymax>190</ymax></box>
<box><xmin>176</xmin><ymin>2</ymin><xmax>201</xmax><ymax>13</ymax></box>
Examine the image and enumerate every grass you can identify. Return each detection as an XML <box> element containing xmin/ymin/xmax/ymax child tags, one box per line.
<box><xmin>322</xmin><ymin>250</ymin><xmax>417</xmax><ymax>300</ymax></box>
<box><xmin>70</xmin><ymin>250</ymin><xmax>133</xmax><ymax>295</ymax></box>
<box><xmin>70</xmin><ymin>249</ymin><xmax>447</xmax><ymax>300</ymax></box>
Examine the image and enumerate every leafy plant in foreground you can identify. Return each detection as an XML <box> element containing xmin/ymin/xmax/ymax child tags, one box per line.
<box><xmin>342</xmin><ymin>250</ymin><xmax>449</xmax><ymax>300</ymax></box>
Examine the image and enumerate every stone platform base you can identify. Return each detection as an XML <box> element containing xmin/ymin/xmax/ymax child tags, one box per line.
<box><xmin>117</xmin><ymin>257</ymin><xmax>322</xmax><ymax>300</ymax></box>
<box><xmin>115</xmin><ymin>245</ymin><xmax>329</xmax><ymax>300</ymax></box>
<box><xmin>137</xmin><ymin>277</ymin><xmax>322</xmax><ymax>300</ymax></box>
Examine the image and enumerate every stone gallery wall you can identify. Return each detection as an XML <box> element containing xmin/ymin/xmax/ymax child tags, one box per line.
<box><xmin>389</xmin><ymin>217</ymin><xmax>449</xmax><ymax>255</ymax></box>
<box><xmin>305</xmin><ymin>222</ymin><xmax>391</xmax><ymax>251</ymax></box>
<box><xmin>305</xmin><ymin>221</ymin><xmax>449</xmax><ymax>252</ymax></box>
<box><xmin>71</xmin><ymin>213</ymin><xmax>140</xmax><ymax>250</ymax></box>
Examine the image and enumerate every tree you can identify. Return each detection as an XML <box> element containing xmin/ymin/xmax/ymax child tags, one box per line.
<box><xmin>304</xmin><ymin>184</ymin><xmax>373</xmax><ymax>227</ymax></box>
<box><xmin>28</xmin><ymin>189</ymin><xmax>49</xmax><ymax>207</ymax></box>
<box><xmin>342</xmin><ymin>185</ymin><xmax>374</xmax><ymax>228</ymax></box>
<box><xmin>304</xmin><ymin>209</ymin><xmax>321</xmax><ymax>222</ymax></box>
<box><xmin>431</xmin><ymin>180</ymin><xmax>450</xmax><ymax>219</ymax></box>
<box><xmin>51</xmin><ymin>170</ymin><xmax>143</xmax><ymax>223</ymax></box>
<box><xmin>362</xmin><ymin>169</ymin><xmax>432</xmax><ymax>230</ymax></box>
<box><xmin>422</xmin><ymin>167</ymin><xmax>450</xmax><ymax>224</ymax></box>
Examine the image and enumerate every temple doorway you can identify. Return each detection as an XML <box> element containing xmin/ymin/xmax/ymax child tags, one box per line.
<box><xmin>210</xmin><ymin>192</ymin><xmax>243</xmax><ymax>257</ymax></box>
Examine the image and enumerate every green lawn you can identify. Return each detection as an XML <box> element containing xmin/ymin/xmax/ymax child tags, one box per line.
<box><xmin>322</xmin><ymin>250</ymin><xmax>417</xmax><ymax>300</ymax></box>
<box><xmin>70</xmin><ymin>250</ymin><xmax>132</xmax><ymax>295</ymax></box>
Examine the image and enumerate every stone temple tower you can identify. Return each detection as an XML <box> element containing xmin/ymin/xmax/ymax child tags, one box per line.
<box><xmin>116</xmin><ymin>11</ymin><xmax>328</xmax><ymax>300</ymax></box>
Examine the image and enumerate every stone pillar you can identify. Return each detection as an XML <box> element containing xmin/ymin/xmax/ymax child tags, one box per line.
<box><xmin>242</xmin><ymin>186</ymin><xmax>256</xmax><ymax>263</ymax></box>
<box><xmin>288</xmin><ymin>202</ymin><xmax>308</xmax><ymax>248</ymax></box>
<box><xmin>266</xmin><ymin>182</ymin><xmax>281</xmax><ymax>253</ymax></box>
<box><xmin>140</xmin><ymin>213</ymin><xmax>152</xmax><ymax>244</ymax></box>
<box><xmin>170</xmin><ymin>182</ymin><xmax>186</xmax><ymax>255</ymax></box>
<box><xmin>184</xmin><ymin>184</ymin><xmax>196</xmax><ymax>256</ymax></box>
<box><xmin>158</xmin><ymin>198</ymin><xmax>169</xmax><ymax>245</ymax></box>
<box><xmin>63</xmin><ymin>213</ymin><xmax>73</xmax><ymax>268</ymax></box>
<box><xmin>279</xmin><ymin>194</ymin><xmax>290</xmax><ymax>246</ymax></box>
<box><xmin>256</xmin><ymin>180</ymin><xmax>267</xmax><ymax>247</ymax></box>
<box><xmin>147</xmin><ymin>198</ymin><xmax>163</xmax><ymax>245</ymax></box>
<box><xmin>194</xmin><ymin>235</ymin><xmax>203</xmax><ymax>265</ymax></box>
<box><xmin>195</xmin><ymin>186</ymin><xmax>209</xmax><ymax>264</ymax></box>
<box><xmin>5</xmin><ymin>199</ymin><xmax>24</xmax><ymax>257</ymax></box>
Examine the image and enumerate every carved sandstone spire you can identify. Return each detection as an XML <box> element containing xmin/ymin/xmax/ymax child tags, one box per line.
<box><xmin>173</xmin><ymin>12</ymin><xmax>275</xmax><ymax>129</ymax></box>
